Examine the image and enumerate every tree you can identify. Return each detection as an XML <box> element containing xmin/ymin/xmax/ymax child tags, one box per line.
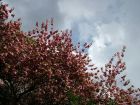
<box><xmin>0</xmin><ymin>1</ymin><xmax>140</xmax><ymax>105</ymax></box>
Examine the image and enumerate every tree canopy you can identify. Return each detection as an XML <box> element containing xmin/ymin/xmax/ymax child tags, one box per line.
<box><xmin>0</xmin><ymin>1</ymin><xmax>140</xmax><ymax>105</ymax></box>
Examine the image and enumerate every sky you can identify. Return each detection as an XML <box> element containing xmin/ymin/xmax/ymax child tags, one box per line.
<box><xmin>3</xmin><ymin>0</ymin><xmax>140</xmax><ymax>88</ymax></box>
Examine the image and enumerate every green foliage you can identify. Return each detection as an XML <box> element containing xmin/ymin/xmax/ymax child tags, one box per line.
<box><xmin>107</xmin><ymin>99</ymin><xmax>116</xmax><ymax>105</ymax></box>
<box><xmin>67</xmin><ymin>90</ymin><xmax>81</xmax><ymax>105</ymax></box>
<box><xmin>25</xmin><ymin>36</ymin><xmax>36</xmax><ymax>45</ymax></box>
<box><xmin>87</xmin><ymin>100</ymin><xmax>96</xmax><ymax>105</ymax></box>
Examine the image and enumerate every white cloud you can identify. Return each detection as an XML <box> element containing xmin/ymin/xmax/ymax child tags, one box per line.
<box><xmin>78</xmin><ymin>22</ymin><xmax>95</xmax><ymax>41</ymax></box>
<box><xmin>80</xmin><ymin>21</ymin><xmax>125</xmax><ymax>67</ymax></box>
<box><xmin>58</xmin><ymin>0</ymin><xmax>140</xmax><ymax>87</ymax></box>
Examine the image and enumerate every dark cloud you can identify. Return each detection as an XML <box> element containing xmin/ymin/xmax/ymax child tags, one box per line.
<box><xmin>4</xmin><ymin>0</ymin><xmax>64</xmax><ymax>31</ymax></box>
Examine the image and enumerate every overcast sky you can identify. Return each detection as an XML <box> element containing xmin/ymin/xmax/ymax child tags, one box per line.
<box><xmin>4</xmin><ymin>0</ymin><xmax>140</xmax><ymax>88</ymax></box>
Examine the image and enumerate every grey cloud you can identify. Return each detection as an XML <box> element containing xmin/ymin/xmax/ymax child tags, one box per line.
<box><xmin>118</xmin><ymin>0</ymin><xmax>140</xmax><ymax>87</ymax></box>
<box><xmin>4</xmin><ymin>0</ymin><xmax>64</xmax><ymax>31</ymax></box>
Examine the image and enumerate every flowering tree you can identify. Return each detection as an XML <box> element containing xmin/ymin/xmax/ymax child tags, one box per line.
<box><xmin>0</xmin><ymin>1</ymin><xmax>140</xmax><ymax>105</ymax></box>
